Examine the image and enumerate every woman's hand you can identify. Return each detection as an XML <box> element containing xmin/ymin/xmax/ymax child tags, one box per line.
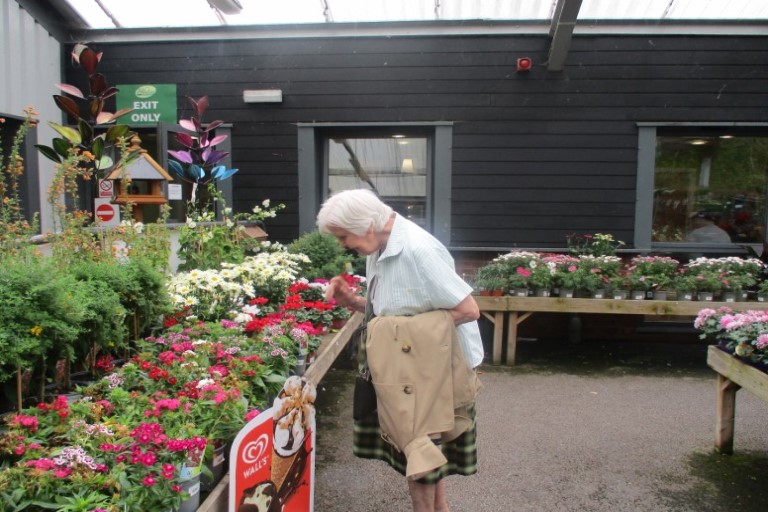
<box><xmin>325</xmin><ymin>275</ymin><xmax>366</xmax><ymax>312</ymax></box>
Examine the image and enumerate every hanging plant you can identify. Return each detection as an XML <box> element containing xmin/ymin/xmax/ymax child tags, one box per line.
<box><xmin>167</xmin><ymin>95</ymin><xmax>239</xmax><ymax>203</ymax></box>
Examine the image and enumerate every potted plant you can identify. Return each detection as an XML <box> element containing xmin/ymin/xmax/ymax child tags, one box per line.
<box><xmin>608</xmin><ymin>273</ymin><xmax>631</xmax><ymax>300</ymax></box>
<box><xmin>757</xmin><ymin>280</ymin><xmax>768</xmax><ymax>302</ymax></box>
<box><xmin>575</xmin><ymin>255</ymin><xmax>621</xmax><ymax>297</ymax></box>
<box><xmin>566</xmin><ymin>233</ymin><xmax>625</xmax><ymax>257</ymax></box>
<box><xmin>627</xmin><ymin>255</ymin><xmax>679</xmax><ymax>300</ymax></box>
<box><xmin>474</xmin><ymin>261</ymin><xmax>508</xmax><ymax>296</ymax></box>
<box><xmin>671</xmin><ymin>272</ymin><xmax>698</xmax><ymax>301</ymax></box>
<box><xmin>544</xmin><ymin>255</ymin><xmax>580</xmax><ymax>298</ymax></box>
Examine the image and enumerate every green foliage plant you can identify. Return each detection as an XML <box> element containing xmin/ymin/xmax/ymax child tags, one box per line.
<box><xmin>473</xmin><ymin>260</ymin><xmax>507</xmax><ymax>293</ymax></box>
<box><xmin>287</xmin><ymin>230</ymin><xmax>361</xmax><ymax>280</ymax></box>
<box><xmin>177</xmin><ymin>184</ymin><xmax>285</xmax><ymax>271</ymax></box>
<box><xmin>0</xmin><ymin>108</ymin><xmax>40</xmax><ymax>259</ymax></box>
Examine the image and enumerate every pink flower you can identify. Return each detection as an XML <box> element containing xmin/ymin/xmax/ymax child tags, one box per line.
<box><xmin>53</xmin><ymin>468</ymin><xmax>72</xmax><ymax>478</ymax></box>
<box><xmin>142</xmin><ymin>475</ymin><xmax>157</xmax><ymax>486</ymax></box>
<box><xmin>245</xmin><ymin>409</ymin><xmax>261</xmax><ymax>422</ymax></box>
<box><xmin>141</xmin><ymin>452</ymin><xmax>158</xmax><ymax>467</ymax></box>
<box><xmin>515</xmin><ymin>267</ymin><xmax>531</xmax><ymax>278</ymax></box>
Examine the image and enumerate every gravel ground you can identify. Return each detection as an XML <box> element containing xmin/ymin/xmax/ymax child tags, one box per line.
<box><xmin>313</xmin><ymin>339</ymin><xmax>768</xmax><ymax>512</ymax></box>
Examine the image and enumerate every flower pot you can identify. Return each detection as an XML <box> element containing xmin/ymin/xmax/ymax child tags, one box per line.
<box><xmin>721</xmin><ymin>291</ymin><xmax>737</xmax><ymax>303</ymax></box>
<box><xmin>534</xmin><ymin>288</ymin><xmax>551</xmax><ymax>297</ymax></box>
<box><xmin>676</xmin><ymin>291</ymin><xmax>694</xmax><ymax>301</ymax></box>
<box><xmin>758</xmin><ymin>293</ymin><xmax>768</xmax><ymax>303</ymax></box>
<box><xmin>331</xmin><ymin>318</ymin><xmax>347</xmax><ymax>330</ymax></box>
<box><xmin>611</xmin><ymin>289</ymin><xmax>628</xmax><ymax>300</ymax></box>
<box><xmin>201</xmin><ymin>441</ymin><xmax>227</xmax><ymax>492</ymax></box>
<box><xmin>591</xmin><ymin>289</ymin><xmax>606</xmax><ymax>299</ymax></box>
<box><xmin>293</xmin><ymin>353</ymin><xmax>307</xmax><ymax>377</ymax></box>
<box><xmin>559</xmin><ymin>288</ymin><xmax>574</xmax><ymax>298</ymax></box>
<box><xmin>510</xmin><ymin>288</ymin><xmax>529</xmax><ymax>297</ymax></box>
<box><xmin>491</xmin><ymin>289</ymin><xmax>504</xmax><ymax>297</ymax></box>
<box><xmin>176</xmin><ymin>473</ymin><xmax>201</xmax><ymax>512</ymax></box>
<box><xmin>697</xmin><ymin>291</ymin><xmax>714</xmax><ymax>301</ymax></box>
<box><xmin>652</xmin><ymin>290</ymin><xmax>668</xmax><ymax>301</ymax></box>
<box><xmin>630</xmin><ymin>290</ymin><xmax>646</xmax><ymax>300</ymax></box>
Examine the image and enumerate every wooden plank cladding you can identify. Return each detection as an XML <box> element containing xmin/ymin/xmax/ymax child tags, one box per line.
<box><xmin>76</xmin><ymin>34</ymin><xmax>768</xmax><ymax>246</ymax></box>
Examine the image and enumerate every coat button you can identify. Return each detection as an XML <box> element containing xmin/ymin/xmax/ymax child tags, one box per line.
<box><xmin>401</xmin><ymin>344</ymin><xmax>411</xmax><ymax>353</ymax></box>
<box><xmin>403</xmin><ymin>385</ymin><xmax>413</xmax><ymax>394</ymax></box>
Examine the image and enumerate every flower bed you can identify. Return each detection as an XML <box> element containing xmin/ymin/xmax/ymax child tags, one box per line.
<box><xmin>0</xmin><ymin>245</ymin><xmax>366</xmax><ymax>510</ymax></box>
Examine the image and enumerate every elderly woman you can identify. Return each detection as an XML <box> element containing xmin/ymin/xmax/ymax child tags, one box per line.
<box><xmin>317</xmin><ymin>189</ymin><xmax>484</xmax><ymax>512</ymax></box>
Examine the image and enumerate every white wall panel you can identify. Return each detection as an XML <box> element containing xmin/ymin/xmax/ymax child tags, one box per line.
<box><xmin>1</xmin><ymin>0</ymin><xmax>61</xmax><ymax>233</ymax></box>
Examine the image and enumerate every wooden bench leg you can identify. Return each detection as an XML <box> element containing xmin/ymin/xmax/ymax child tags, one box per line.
<box><xmin>506</xmin><ymin>312</ymin><xmax>518</xmax><ymax>365</ymax></box>
<box><xmin>492</xmin><ymin>311</ymin><xmax>504</xmax><ymax>365</ymax></box>
<box><xmin>715</xmin><ymin>374</ymin><xmax>741</xmax><ymax>455</ymax></box>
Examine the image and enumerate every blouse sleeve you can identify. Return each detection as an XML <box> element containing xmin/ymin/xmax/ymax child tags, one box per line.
<box><xmin>413</xmin><ymin>244</ymin><xmax>473</xmax><ymax>310</ymax></box>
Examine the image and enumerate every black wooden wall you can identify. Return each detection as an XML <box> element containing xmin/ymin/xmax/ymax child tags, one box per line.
<box><xmin>72</xmin><ymin>33</ymin><xmax>768</xmax><ymax>247</ymax></box>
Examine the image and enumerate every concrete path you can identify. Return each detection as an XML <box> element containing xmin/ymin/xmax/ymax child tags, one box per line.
<box><xmin>313</xmin><ymin>340</ymin><xmax>768</xmax><ymax>512</ymax></box>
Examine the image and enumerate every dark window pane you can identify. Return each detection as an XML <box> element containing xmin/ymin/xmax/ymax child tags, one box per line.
<box><xmin>653</xmin><ymin>133</ymin><xmax>768</xmax><ymax>244</ymax></box>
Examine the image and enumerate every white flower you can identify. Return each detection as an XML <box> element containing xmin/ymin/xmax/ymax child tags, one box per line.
<box><xmin>197</xmin><ymin>378</ymin><xmax>215</xmax><ymax>389</ymax></box>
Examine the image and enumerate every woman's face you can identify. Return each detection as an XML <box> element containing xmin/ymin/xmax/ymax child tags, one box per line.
<box><xmin>327</xmin><ymin>225</ymin><xmax>379</xmax><ymax>255</ymax></box>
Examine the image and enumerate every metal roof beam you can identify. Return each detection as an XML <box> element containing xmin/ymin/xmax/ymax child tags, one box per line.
<box><xmin>547</xmin><ymin>0</ymin><xmax>583</xmax><ymax>71</ymax></box>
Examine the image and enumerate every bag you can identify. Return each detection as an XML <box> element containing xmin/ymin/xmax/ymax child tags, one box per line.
<box><xmin>352</xmin><ymin>275</ymin><xmax>377</xmax><ymax>421</ymax></box>
<box><xmin>353</xmin><ymin>368</ymin><xmax>377</xmax><ymax>421</ymax></box>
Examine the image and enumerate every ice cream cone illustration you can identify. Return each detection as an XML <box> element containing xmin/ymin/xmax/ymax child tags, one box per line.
<box><xmin>271</xmin><ymin>376</ymin><xmax>316</xmax><ymax>503</ymax></box>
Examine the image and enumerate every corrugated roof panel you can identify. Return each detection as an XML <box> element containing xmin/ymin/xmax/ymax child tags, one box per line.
<box><xmin>61</xmin><ymin>0</ymin><xmax>768</xmax><ymax>29</ymax></box>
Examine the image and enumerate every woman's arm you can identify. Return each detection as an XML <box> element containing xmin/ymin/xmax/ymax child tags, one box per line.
<box><xmin>448</xmin><ymin>294</ymin><xmax>480</xmax><ymax>325</ymax></box>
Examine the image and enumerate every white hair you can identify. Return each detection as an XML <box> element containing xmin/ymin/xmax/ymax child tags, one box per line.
<box><xmin>316</xmin><ymin>189</ymin><xmax>393</xmax><ymax>236</ymax></box>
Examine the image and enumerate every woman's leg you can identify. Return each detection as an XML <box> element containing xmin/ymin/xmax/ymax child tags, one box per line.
<box><xmin>408</xmin><ymin>480</ymin><xmax>436</xmax><ymax>512</ymax></box>
<box><xmin>434</xmin><ymin>479</ymin><xmax>450</xmax><ymax>512</ymax></box>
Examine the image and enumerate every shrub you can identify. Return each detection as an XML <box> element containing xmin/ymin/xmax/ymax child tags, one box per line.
<box><xmin>288</xmin><ymin>230</ymin><xmax>362</xmax><ymax>280</ymax></box>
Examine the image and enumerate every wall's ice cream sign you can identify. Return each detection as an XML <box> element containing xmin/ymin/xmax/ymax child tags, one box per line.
<box><xmin>230</xmin><ymin>376</ymin><xmax>316</xmax><ymax>512</ymax></box>
<box><xmin>116</xmin><ymin>84</ymin><xmax>177</xmax><ymax>125</ymax></box>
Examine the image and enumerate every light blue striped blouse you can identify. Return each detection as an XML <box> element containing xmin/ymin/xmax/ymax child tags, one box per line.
<box><xmin>366</xmin><ymin>214</ymin><xmax>485</xmax><ymax>368</ymax></box>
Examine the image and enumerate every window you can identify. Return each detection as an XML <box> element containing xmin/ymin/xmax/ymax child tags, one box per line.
<box><xmin>297</xmin><ymin>123</ymin><xmax>453</xmax><ymax>243</ymax></box>
<box><xmin>635</xmin><ymin>124</ymin><xmax>768</xmax><ymax>251</ymax></box>
<box><xmin>328</xmin><ymin>135</ymin><xmax>429</xmax><ymax>228</ymax></box>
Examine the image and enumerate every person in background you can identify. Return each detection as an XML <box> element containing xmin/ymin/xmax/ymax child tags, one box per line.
<box><xmin>317</xmin><ymin>188</ymin><xmax>484</xmax><ymax>512</ymax></box>
<box><xmin>687</xmin><ymin>212</ymin><xmax>731</xmax><ymax>244</ymax></box>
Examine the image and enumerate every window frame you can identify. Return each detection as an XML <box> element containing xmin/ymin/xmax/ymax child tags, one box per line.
<box><xmin>0</xmin><ymin>112</ymin><xmax>41</xmax><ymax>229</ymax></box>
<box><xmin>635</xmin><ymin>122</ymin><xmax>768</xmax><ymax>253</ymax></box>
<box><xmin>297</xmin><ymin>122</ymin><xmax>453</xmax><ymax>244</ymax></box>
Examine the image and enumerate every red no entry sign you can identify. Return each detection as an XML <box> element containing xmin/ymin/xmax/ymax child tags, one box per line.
<box><xmin>96</xmin><ymin>203</ymin><xmax>115</xmax><ymax>222</ymax></box>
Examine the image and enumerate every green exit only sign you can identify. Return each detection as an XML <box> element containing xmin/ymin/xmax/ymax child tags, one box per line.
<box><xmin>116</xmin><ymin>84</ymin><xmax>177</xmax><ymax>125</ymax></box>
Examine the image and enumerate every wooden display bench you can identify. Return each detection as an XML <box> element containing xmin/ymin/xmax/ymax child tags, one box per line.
<box><xmin>197</xmin><ymin>313</ymin><xmax>362</xmax><ymax>511</ymax></box>
<box><xmin>476</xmin><ymin>295</ymin><xmax>768</xmax><ymax>365</ymax></box>
<box><xmin>706</xmin><ymin>345</ymin><xmax>768</xmax><ymax>455</ymax></box>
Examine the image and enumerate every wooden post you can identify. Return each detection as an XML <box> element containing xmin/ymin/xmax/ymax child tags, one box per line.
<box><xmin>492</xmin><ymin>311</ymin><xmax>503</xmax><ymax>365</ymax></box>
<box><xmin>715</xmin><ymin>374</ymin><xmax>741</xmax><ymax>454</ymax></box>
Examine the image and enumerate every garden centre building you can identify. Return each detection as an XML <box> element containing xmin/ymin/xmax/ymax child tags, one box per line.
<box><xmin>2</xmin><ymin>0</ymin><xmax>767</xmax><ymax>341</ymax></box>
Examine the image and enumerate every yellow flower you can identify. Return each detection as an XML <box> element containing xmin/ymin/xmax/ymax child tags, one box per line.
<box><xmin>30</xmin><ymin>326</ymin><xmax>43</xmax><ymax>337</ymax></box>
